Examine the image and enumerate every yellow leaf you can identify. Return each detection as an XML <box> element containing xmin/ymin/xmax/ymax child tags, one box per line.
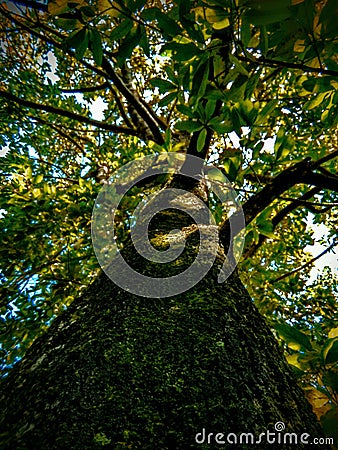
<box><xmin>286</xmin><ymin>353</ymin><xmax>302</xmax><ymax>370</ymax></box>
<box><xmin>291</xmin><ymin>0</ymin><xmax>304</xmax><ymax>4</ymax></box>
<box><xmin>48</xmin><ymin>0</ymin><xmax>69</xmax><ymax>15</ymax></box>
<box><xmin>329</xmin><ymin>327</ymin><xmax>338</xmax><ymax>339</ymax></box>
<box><xmin>97</xmin><ymin>0</ymin><xmax>121</xmax><ymax>17</ymax></box>
<box><xmin>213</xmin><ymin>18</ymin><xmax>230</xmax><ymax>30</ymax></box>
<box><xmin>294</xmin><ymin>39</ymin><xmax>305</xmax><ymax>53</ymax></box>
<box><xmin>305</xmin><ymin>388</ymin><xmax>330</xmax><ymax>409</ymax></box>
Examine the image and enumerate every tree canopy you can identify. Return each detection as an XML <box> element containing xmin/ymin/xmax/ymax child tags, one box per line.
<box><xmin>0</xmin><ymin>0</ymin><xmax>338</xmax><ymax>442</ymax></box>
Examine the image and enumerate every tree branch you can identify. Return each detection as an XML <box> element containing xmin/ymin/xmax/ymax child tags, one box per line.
<box><xmin>302</xmin><ymin>171</ymin><xmax>338</xmax><ymax>192</ymax></box>
<box><xmin>1</xmin><ymin>8</ymin><xmax>164</xmax><ymax>143</ymax></box>
<box><xmin>101</xmin><ymin>57</ymin><xmax>165</xmax><ymax>144</ymax></box>
<box><xmin>59</xmin><ymin>82</ymin><xmax>110</xmax><ymax>94</ymax></box>
<box><xmin>240</xmin><ymin>158</ymin><xmax>313</xmax><ymax>227</ymax></box>
<box><xmin>271</xmin><ymin>239</ymin><xmax>337</xmax><ymax>284</ymax></box>
<box><xmin>30</xmin><ymin>115</ymin><xmax>84</xmax><ymax>151</ymax></box>
<box><xmin>243</xmin><ymin>187</ymin><xmax>321</xmax><ymax>258</ymax></box>
<box><xmin>237</xmin><ymin>54</ymin><xmax>338</xmax><ymax>77</ymax></box>
<box><xmin>312</xmin><ymin>147</ymin><xmax>338</xmax><ymax>167</ymax></box>
<box><xmin>0</xmin><ymin>89</ymin><xmax>139</xmax><ymax>136</ymax></box>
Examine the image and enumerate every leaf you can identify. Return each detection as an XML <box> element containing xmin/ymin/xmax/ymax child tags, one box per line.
<box><xmin>34</xmin><ymin>174</ymin><xmax>44</xmax><ymax>184</ymax></box>
<box><xmin>328</xmin><ymin>327</ymin><xmax>338</xmax><ymax>339</ymax></box>
<box><xmin>176</xmin><ymin>104</ymin><xmax>194</xmax><ymax>117</ymax></box>
<box><xmin>48</xmin><ymin>0</ymin><xmax>70</xmax><ymax>15</ymax></box>
<box><xmin>97</xmin><ymin>0</ymin><xmax>122</xmax><ymax>17</ymax></box>
<box><xmin>67</xmin><ymin>27</ymin><xmax>89</xmax><ymax>60</ymax></box>
<box><xmin>149</xmin><ymin>78</ymin><xmax>177</xmax><ymax>94</ymax></box>
<box><xmin>161</xmin><ymin>42</ymin><xmax>200</xmax><ymax>61</ymax></box>
<box><xmin>158</xmin><ymin>92</ymin><xmax>177</xmax><ymax>107</ymax></box>
<box><xmin>90</xmin><ymin>29</ymin><xmax>103</xmax><ymax>66</ymax></box>
<box><xmin>110</xmin><ymin>20</ymin><xmax>134</xmax><ymax>41</ymax></box>
<box><xmin>141</xmin><ymin>8</ymin><xmax>182</xmax><ymax>37</ymax></box>
<box><xmin>256</xmin><ymin>99</ymin><xmax>278</xmax><ymax>124</ymax></box>
<box><xmin>204</xmin><ymin>7</ymin><xmax>229</xmax><ymax>25</ymax></box>
<box><xmin>274</xmin><ymin>323</ymin><xmax>313</xmax><ymax>351</ymax></box>
<box><xmin>175</xmin><ymin>120</ymin><xmax>203</xmax><ymax>133</ymax></box>
<box><xmin>197</xmin><ymin>128</ymin><xmax>208</xmax><ymax>152</ymax></box>
<box><xmin>117</xmin><ymin>26</ymin><xmax>142</xmax><ymax>63</ymax></box>
<box><xmin>304</xmin><ymin>92</ymin><xmax>328</xmax><ymax>110</ymax></box>
<box><xmin>244</xmin><ymin>0</ymin><xmax>292</xmax><ymax>26</ymax></box>
<box><xmin>322</xmin><ymin>338</ymin><xmax>338</xmax><ymax>364</ymax></box>
<box><xmin>191</xmin><ymin>59</ymin><xmax>209</xmax><ymax>99</ymax></box>
<box><xmin>257</xmin><ymin>220</ymin><xmax>275</xmax><ymax>239</ymax></box>
<box><xmin>205</xmin><ymin>100</ymin><xmax>216</xmax><ymax>119</ymax></box>
<box><xmin>321</xmin><ymin>409</ymin><xmax>338</xmax><ymax>446</ymax></box>
<box><xmin>322</xmin><ymin>371</ymin><xmax>338</xmax><ymax>392</ymax></box>
<box><xmin>229</xmin><ymin>54</ymin><xmax>249</xmax><ymax>76</ymax></box>
<box><xmin>54</xmin><ymin>18</ymin><xmax>80</xmax><ymax>31</ymax></box>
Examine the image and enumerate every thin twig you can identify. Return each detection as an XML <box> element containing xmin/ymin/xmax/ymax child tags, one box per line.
<box><xmin>271</xmin><ymin>240</ymin><xmax>337</xmax><ymax>284</ymax></box>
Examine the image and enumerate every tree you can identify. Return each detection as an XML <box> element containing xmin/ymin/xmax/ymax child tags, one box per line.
<box><xmin>0</xmin><ymin>0</ymin><xmax>337</xmax><ymax>448</ymax></box>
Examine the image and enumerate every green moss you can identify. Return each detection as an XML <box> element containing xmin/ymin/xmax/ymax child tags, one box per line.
<box><xmin>0</xmin><ymin>213</ymin><xmax>329</xmax><ymax>449</ymax></box>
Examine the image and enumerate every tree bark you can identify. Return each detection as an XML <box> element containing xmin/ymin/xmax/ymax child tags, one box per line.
<box><xmin>0</xmin><ymin>209</ymin><xmax>329</xmax><ymax>449</ymax></box>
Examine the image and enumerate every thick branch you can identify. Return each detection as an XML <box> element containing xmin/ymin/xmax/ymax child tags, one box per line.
<box><xmin>302</xmin><ymin>171</ymin><xmax>338</xmax><ymax>192</ymax></box>
<box><xmin>0</xmin><ymin>89</ymin><xmax>139</xmax><ymax>136</ymax></box>
<box><xmin>243</xmin><ymin>187</ymin><xmax>321</xmax><ymax>258</ymax></box>
<box><xmin>240</xmin><ymin>158</ymin><xmax>313</xmax><ymax>227</ymax></box>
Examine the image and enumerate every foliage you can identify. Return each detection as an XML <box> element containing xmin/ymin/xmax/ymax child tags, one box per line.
<box><xmin>0</xmin><ymin>0</ymin><xmax>337</xmax><ymax>441</ymax></box>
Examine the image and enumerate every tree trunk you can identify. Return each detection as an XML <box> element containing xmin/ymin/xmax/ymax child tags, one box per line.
<box><xmin>0</xmin><ymin>208</ymin><xmax>329</xmax><ymax>449</ymax></box>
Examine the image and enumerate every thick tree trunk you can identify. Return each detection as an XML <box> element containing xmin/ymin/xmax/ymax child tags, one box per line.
<box><xmin>0</xmin><ymin>211</ymin><xmax>329</xmax><ymax>449</ymax></box>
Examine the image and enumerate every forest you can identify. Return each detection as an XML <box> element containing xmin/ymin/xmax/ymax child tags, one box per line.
<box><xmin>0</xmin><ymin>0</ymin><xmax>337</xmax><ymax>448</ymax></box>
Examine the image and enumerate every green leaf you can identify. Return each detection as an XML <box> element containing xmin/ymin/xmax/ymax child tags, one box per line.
<box><xmin>34</xmin><ymin>174</ymin><xmax>44</xmax><ymax>184</ymax></box>
<box><xmin>205</xmin><ymin>100</ymin><xmax>216</xmax><ymax>120</ymax></box>
<box><xmin>244</xmin><ymin>0</ymin><xmax>292</xmax><ymax>26</ymax></box>
<box><xmin>141</xmin><ymin>7</ymin><xmax>182</xmax><ymax>37</ymax></box>
<box><xmin>48</xmin><ymin>0</ymin><xmax>70</xmax><ymax>15</ymax></box>
<box><xmin>208</xmin><ymin>118</ymin><xmax>231</xmax><ymax>134</ymax></box>
<box><xmin>158</xmin><ymin>92</ymin><xmax>177</xmax><ymax>107</ymax></box>
<box><xmin>139</xmin><ymin>25</ymin><xmax>150</xmax><ymax>57</ymax></box>
<box><xmin>110</xmin><ymin>19</ymin><xmax>134</xmax><ymax>41</ymax></box>
<box><xmin>256</xmin><ymin>99</ymin><xmax>279</xmax><ymax>124</ymax></box>
<box><xmin>117</xmin><ymin>26</ymin><xmax>142</xmax><ymax>64</ymax></box>
<box><xmin>229</xmin><ymin>54</ymin><xmax>249</xmax><ymax>77</ymax></box>
<box><xmin>175</xmin><ymin>120</ymin><xmax>203</xmax><ymax>133</ymax></box>
<box><xmin>90</xmin><ymin>29</ymin><xmax>103</xmax><ymax>66</ymax></box>
<box><xmin>274</xmin><ymin>323</ymin><xmax>313</xmax><ymax>351</ymax></box>
<box><xmin>191</xmin><ymin>58</ymin><xmax>209</xmax><ymax>99</ymax></box>
<box><xmin>149</xmin><ymin>78</ymin><xmax>177</xmax><ymax>94</ymax></box>
<box><xmin>197</xmin><ymin>128</ymin><xmax>208</xmax><ymax>152</ymax></box>
<box><xmin>231</xmin><ymin>108</ymin><xmax>242</xmax><ymax>135</ymax></box>
<box><xmin>161</xmin><ymin>42</ymin><xmax>200</xmax><ymax>61</ymax></box>
<box><xmin>54</xmin><ymin>18</ymin><xmax>80</xmax><ymax>30</ymax></box>
<box><xmin>257</xmin><ymin>220</ymin><xmax>275</xmax><ymax>239</ymax></box>
<box><xmin>66</xmin><ymin>27</ymin><xmax>89</xmax><ymax>60</ymax></box>
<box><xmin>322</xmin><ymin>338</ymin><xmax>338</xmax><ymax>364</ymax></box>
<box><xmin>176</xmin><ymin>104</ymin><xmax>194</xmax><ymax>117</ymax></box>
<box><xmin>321</xmin><ymin>409</ymin><xmax>338</xmax><ymax>447</ymax></box>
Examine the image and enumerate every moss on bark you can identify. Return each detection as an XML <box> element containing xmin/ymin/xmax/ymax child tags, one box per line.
<box><xmin>0</xmin><ymin>220</ymin><xmax>329</xmax><ymax>449</ymax></box>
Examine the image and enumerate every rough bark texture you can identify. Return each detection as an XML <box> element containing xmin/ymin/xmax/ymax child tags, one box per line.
<box><xmin>0</xmin><ymin>212</ymin><xmax>329</xmax><ymax>449</ymax></box>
